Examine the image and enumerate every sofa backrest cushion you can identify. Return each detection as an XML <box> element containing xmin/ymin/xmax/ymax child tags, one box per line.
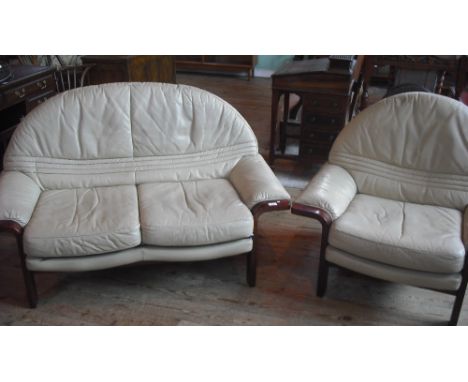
<box><xmin>329</xmin><ymin>92</ymin><xmax>468</xmax><ymax>210</ymax></box>
<box><xmin>4</xmin><ymin>83</ymin><xmax>258</xmax><ymax>189</ymax></box>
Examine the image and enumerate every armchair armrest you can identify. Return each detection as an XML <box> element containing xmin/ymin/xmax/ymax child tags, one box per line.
<box><xmin>292</xmin><ymin>163</ymin><xmax>357</xmax><ymax>221</ymax></box>
<box><xmin>229</xmin><ymin>154</ymin><xmax>290</xmax><ymax>210</ymax></box>
<box><xmin>0</xmin><ymin>171</ymin><xmax>41</xmax><ymax>227</ymax></box>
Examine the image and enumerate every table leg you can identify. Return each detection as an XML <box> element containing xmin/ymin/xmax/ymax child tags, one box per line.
<box><xmin>269</xmin><ymin>89</ymin><xmax>280</xmax><ymax>165</ymax></box>
<box><xmin>361</xmin><ymin>56</ymin><xmax>375</xmax><ymax>110</ymax></box>
<box><xmin>279</xmin><ymin>92</ymin><xmax>290</xmax><ymax>154</ymax></box>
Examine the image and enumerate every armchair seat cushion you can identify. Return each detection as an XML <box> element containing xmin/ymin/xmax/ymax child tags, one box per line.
<box><xmin>24</xmin><ymin>185</ymin><xmax>141</xmax><ymax>258</ymax></box>
<box><xmin>329</xmin><ymin>194</ymin><xmax>465</xmax><ymax>274</ymax></box>
<box><xmin>138</xmin><ymin>179</ymin><xmax>254</xmax><ymax>246</ymax></box>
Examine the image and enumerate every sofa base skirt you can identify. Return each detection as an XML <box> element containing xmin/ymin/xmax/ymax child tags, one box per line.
<box><xmin>26</xmin><ymin>238</ymin><xmax>253</xmax><ymax>272</ymax></box>
<box><xmin>326</xmin><ymin>246</ymin><xmax>462</xmax><ymax>292</ymax></box>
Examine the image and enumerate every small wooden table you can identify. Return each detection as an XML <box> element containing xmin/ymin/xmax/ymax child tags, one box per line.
<box><xmin>269</xmin><ymin>56</ymin><xmax>364</xmax><ymax>165</ymax></box>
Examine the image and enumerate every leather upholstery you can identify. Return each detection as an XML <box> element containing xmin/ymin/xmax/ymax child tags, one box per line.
<box><xmin>294</xmin><ymin>164</ymin><xmax>356</xmax><ymax>220</ymax></box>
<box><xmin>0</xmin><ymin>83</ymin><xmax>290</xmax><ymax>271</ymax></box>
<box><xmin>295</xmin><ymin>92</ymin><xmax>468</xmax><ymax>291</ymax></box>
<box><xmin>24</xmin><ymin>185</ymin><xmax>141</xmax><ymax>258</ymax></box>
<box><xmin>329</xmin><ymin>194</ymin><xmax>465</xmax><ymax>273</ymax></box>
<box><xmin>138</xmin><ymin>179</ymin><xmax>253</xmax><ymax>246</ymax></box>
<box><xmin>464</xmin><ymin>207</ymin><xmax>468</xmax><ymax>248</ymax></box>
<box><xmin>0</xmin><ymin>171</ymin><xmax>41</xmax><ymax>226</ymax></box>
<box><xmin>26</xmin><ymin>239</ymin><xmax>253</xmax><ymax>272</ymax></box>
<box><xmin>326</xmin><ymin>247</ymin><xmax>462</xmax><ymax>291</ymax></box>
<box><xmin>4</xmin><ymin>83</ymin><xmax>259</xmax><ymax>189</ymax></box>
<box><xmin>329</xmin><ymin>92</ymin><xmax>468</xmax><ymax>210</ymax></box>
<box><xmin>229</xmin><ymin>154</ymin><xmax>291</xmax><ymax>209</ymax></box>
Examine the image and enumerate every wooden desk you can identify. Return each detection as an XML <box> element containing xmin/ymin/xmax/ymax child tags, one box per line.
<box><xmin>269</xmin><ymin>56</ymin><xmax>364</xmax><ymax>164</ymax></box>
<box><xmin>81</xmin><ymin>55</ymin><xmax>176</xmax><ymax>85</ymax></box>
<box><xmin>0</xmin><ymin>65</ymin><xmax>56</xmax><ymax>169</ymax></box>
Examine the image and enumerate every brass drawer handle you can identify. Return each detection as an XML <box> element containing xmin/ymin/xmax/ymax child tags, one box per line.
<box><xmin>14</xmin><ymin>88</ymin><xmax>26</xmax><ymax>98</ymax></box>
<box><xmin>36</xmin><ymin>80</ymin><xmax>47</xmax><ymax>89</ymax></box>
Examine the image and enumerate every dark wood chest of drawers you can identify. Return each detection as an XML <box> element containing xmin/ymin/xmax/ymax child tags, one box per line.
<box><xmin>0</xmin><ymin>65</ymin><xmax>57</xmax><ymax>169</ymax></box>
<box><xmin>299</xmin><ymin>92</ymin><xmax>351</xmax><ymax>162</ymax></box>
<box><xmin>0</xmin><ymin>65</ymin><xmax>56</xmax><ymax>114</ymax></box>
<box><xmin>270</xmin><ymin>56</ymin><xmax>364</xmax><ymax>164</ymax></box>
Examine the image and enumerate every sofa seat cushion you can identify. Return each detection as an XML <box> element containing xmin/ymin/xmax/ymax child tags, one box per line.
<box><xmin>24</xmin><ymin>185</ymin><xmax>141</xmax><ymax>258</ymax></box>
<box><xmin>329</xmin><ymin>194</ymin><xmax>465</xmax><ymax>274</ymax></box>
<box><xmin>138</xmin><ymin>179</ymin><xmax>254</xmax><ymax>246</ymax></box>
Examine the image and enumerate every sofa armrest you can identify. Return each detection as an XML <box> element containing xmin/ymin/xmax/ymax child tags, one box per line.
<box><xmin>293</xmin><ymin>163</ymin><xmax>357</xmax><ymax>221</ymax></box>
<box><xmin>0</xmin><ymin>171</ymin><xmax>41</xmax><ymax>227</ymax></box>
<box><xmin>229</xmin><ymin>154</ymin><xmax>290</xmax><ymax>210</ymax></box>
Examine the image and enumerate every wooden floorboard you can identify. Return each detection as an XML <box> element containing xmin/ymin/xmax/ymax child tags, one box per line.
<box><xmin>0</xmin><ymin>73</ymin><xmax>464</xmax><ymax>325</ymax></box>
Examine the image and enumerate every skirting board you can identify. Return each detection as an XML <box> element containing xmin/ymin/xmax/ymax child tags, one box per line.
<box><xmin>254</xmin><ymin>68</ymin><xmax>275</xmax><ymax>78</ymax></box>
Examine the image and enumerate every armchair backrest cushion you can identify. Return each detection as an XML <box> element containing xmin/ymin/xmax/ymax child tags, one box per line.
<box><xmin>4</xmin><ymin>83</ymin><xmax>258</xmax><ymax>189</ymax></box>
<box><xmin>329</xmin><ymin>92</ymin><xmax>468</xmax><ymax>210</ymax></box>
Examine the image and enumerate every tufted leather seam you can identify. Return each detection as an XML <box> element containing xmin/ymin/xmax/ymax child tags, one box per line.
<box><xmin>6</xmin><ymin>147</ymin><xmax>258</xmax><ymax>167</ymax></box>
<box><xmin>6</xmin><ymin>162</ymin><xmax>245</xmax><ymax>176</ymax></box>
<box><xmin>349</xmin><ymin>169</ymin><xmax>468</xmax><ymax>194</ymax></box>
<box><xmin>5</xmin><ymin>151</ymin><xmax>258</xmax><ymax>174</ymax></box>
<box><xmin>129</xmin><ymin>86</ymin><xmax>135</xmax><ymax>158</ymax></box>
<box><xmin>5</xmin><ymin>142</ymin><xmax>258</xmax><ymax>164</ymax></box>
<box><xmin>332</xmin><ymin>152</ymin><xmax>468</xmax><ymax>184</ymax></box>
<box><xmin>140</xmin><ymin>219</ymin><xmax>253</xmax><ymax>231</ymax></box>
<box><xmin>331</xmin><ymin>154</ymin><xmax>468</xmax><ymax>192</ymax></box>
<box><xmin>26</xmin><ymin>228</ymin><xmax>141</xmax><ymax>240</ymax></box>
<box><xmin>6</xmin><ymin>150</ymin><xmax>256</xmax><ymax>167</ymax></box>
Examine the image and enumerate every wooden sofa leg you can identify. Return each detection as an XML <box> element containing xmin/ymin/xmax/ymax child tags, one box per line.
<box><xmin>246</xmin><ymin>250</ymin><xmax>256</xmax><ymax>287</ymax></box>
<box><xmin>21</xmin><ymin>267</ymin><xmax>38</xmax><ymax>309</ymax></box>
<box><xmin>16</xmin><ymin>235</ymin><xmax>38</xmax><ymax>308</ymax></box>
<box><xmin>0</xmin><ymin>221</ymin><xmax>38</xmax><ymax>308</ymax></box>
<box><xmin>316</xmin><ymin>259</ymin><xmax>329</xmax><ymax>298</ymax></box>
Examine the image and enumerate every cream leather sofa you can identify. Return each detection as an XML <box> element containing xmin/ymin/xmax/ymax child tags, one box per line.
<box><xmin>0</xmin><ymin>82</ymin><xmax>290</xmax><ymax>307</ymax></box>
<box><xmin>292</xmin><ymin>92</ymin><xmax>468</xmax><ymax>325</ymax></box>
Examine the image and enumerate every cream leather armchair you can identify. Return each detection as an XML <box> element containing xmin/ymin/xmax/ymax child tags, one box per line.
<box><xmin>292</xmin><ymin>92</ymin><xmax>468</xmax><ymax>325</ymax></box>
<box><xmin>0</xmin><ymin>83</ymin><xmax>290</xmax><ymax>307</ymax></box>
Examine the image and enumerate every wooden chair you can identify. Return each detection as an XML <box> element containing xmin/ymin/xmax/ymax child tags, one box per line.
<box><xmin>54</xmin><ymin>64</ymin><xmax>94</xmax><ymax>93</ymax></box>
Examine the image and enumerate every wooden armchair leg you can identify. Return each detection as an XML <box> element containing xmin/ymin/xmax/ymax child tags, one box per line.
<box><xmin>316</xmin><ymin>259</ymin><xmax>329</xmax><ymax>298</ymax></box>
<box><xmin>20</xmin><ymin>267</ymin><xmax>38</xmax><ymax>308</ymax></box>
<box><xmin>291</xmin><ymin>204</ymin><xmax>332</xmax><ymax>299</ymax></box>
<box><xmin>1</xmin><ymin>221</ymin><xmax>38</xmax><ymax>308</ymax></box>
<box><xmin>449</xmin><ymin>277</ymin><xmax>468</xmax><ymax>326</ymax></box>
<box><xmin>246</xmin><ymin>250</ymin><xmax>256</xmax><ymax>287</ymax></box>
